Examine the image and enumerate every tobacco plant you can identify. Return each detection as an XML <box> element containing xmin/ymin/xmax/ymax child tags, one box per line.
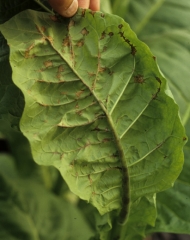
<box><xmin>0</xmin><ymin>1</ymin><xmax>190</xmax><ymax>240</ymax></box>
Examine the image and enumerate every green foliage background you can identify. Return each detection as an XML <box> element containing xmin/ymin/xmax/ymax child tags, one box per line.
<box><xmin>0</xmin><ymin>0</ymin><xmax>190</xmax><ymax>239</ymax></box>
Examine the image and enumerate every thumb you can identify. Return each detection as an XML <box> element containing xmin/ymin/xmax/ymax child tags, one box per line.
<box><xmin>48</xmin><ymin>0</ymin><xmax>78</xmax><ymax>17</ymax></box>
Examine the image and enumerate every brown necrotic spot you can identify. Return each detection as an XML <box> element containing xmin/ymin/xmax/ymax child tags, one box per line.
<box><xmin>46</xmin><ymin>36</ymin><xmax>54</xmax><ymax>45</ymax></box>
<box><xmin>98</xmin><ymin>66</ymin><xmax>107</xmax><ymax>73</ymax></box>
<box><xmin>100</xmin><ymin>31</ymin><xmax>106</xmax><ymax>40</ymax></box>
<box><xmin>108</xmin><ymin>32</ymin><xmax>114</xmax><ymax>37</ymax></box>
<box><xmin>102</xmin><ymin>138</ymin><xmax>112</xmax><ymax>143</ymax></box>
<box><xmin>108</xmin><ymin>69</ymin><xmax>114</xmax><ymax>76</ymax></box>
<box><xmin>152</xmin><ymin>88</ymin><xmax>160</xmax><ymax>100</ymax></box>
<box><xmin>125</xmin><ymin>38</ymin><xmax>130</xmax><ymax>44</ymax></box>
<box><xmin>62</xmin><ymin>36</ymin><xmax>70</xmax><ymax>47</ymax></box>
<box><xmin>153</xmin><ymin>56</ymin><xmax>156</xmax><ymax>61</ymax></box>
<box><xmin>118</xmin><ymin>24</ymin><xmax>123</xmax><ymax>29</ymax></box>
<box><xmin>75</xmin><ymin>90</ymin><xmax>84</xmax><ymax>98</ymax></box>
<box><xmin>130</xmin><ymin>44</ymin><xmax>137</xmax><ymax>56</ymax></box>
<box><xmin>81</xmin><ymin>9</ymin><xmax>86</xmax><ymax>17</ymax></box>
<box><xmin>24</xmin><ymin>43</ymin><xmax>35</xmax><ymax>59</ymax></box>
<box><xmin>36</xmin><ymin>25</ymin><xmax>46</xmax><ymax>33</ymax></box>
<box><xmin>90</xmin><ymin>11</ymin><xmax>96</xmax><ymax>17</ymax></box>
<box><xmin>88</xmin><ymin>72</ymin><xmax>96</xmax><ymax>77</ymax></box>
<box><xmin>43</xmin><ymin>60</ymin><xmax>53</xmax><ymax>68</ymax></box>
<box><xmin>102</xmin><ymin>46</ymin><xmax>107</xmax><ymax>52</ymax></box>
<box><xmin>57</xmin><ymin>65</ymin><xmax>64</xmax><ymax>79</ymax></box>
<box><xmin>88</xmin><ymin>175</ymin><xmax>93</xmax><ymax>185</ymax></box>
<box><xmin>76</xmin><ymin>110</ymin><xmax>83</xmax><ymax>116</ymax></box>
<box><xmin>101</xmin><ymin>13</ymin><xmax>105</xmax><ymax>18</ymax></box>
<box><xmin>69</xmin><ymin>20</ymin><xmax>75</xmax><ymax>28</ymax></box>
<box><xmin>134</xmin><ymin>74</ymin><xmax>145</xmax><ymax>84</ymax></box>
<box><xmin>119</xmin><ymin>31</ymin><xmax>125</xmax><ymax>38</ymax></box>
<box><xmin>77</xmin><ymin>39</ymin><xmax>84</xmax><ymax>47</ymax></box>
<box><xmin>81</xmin><ymin>27</ymin><xmax>89</xmax><ymax>36</ymax></box>
<box><xmin>49</xmin><ymin>15</ymin><xmax>60</xmax><ymax>22</ymax></box>
<box><xmin>155</xmin><ymin>77</ymin><xmax>162</xmax><ymax>85</ymax></box>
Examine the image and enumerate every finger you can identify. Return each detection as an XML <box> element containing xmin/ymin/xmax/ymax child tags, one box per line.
<box><xmin>48</xmin><ymin>0</ymin><xmax>78</xmax><ymax>17</ymax></box>
<box><xmin>78</xmin><ymin>0</ymin><xmax>90</xmax><ymax>9</ymax></box>
<box><xmin>89</xmin><ymin>0</ymin><xmax>100</xmax><ymax>11</ymax></box>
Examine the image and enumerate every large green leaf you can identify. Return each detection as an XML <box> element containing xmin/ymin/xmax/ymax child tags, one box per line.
<box><xmin>0</xmin><ymin>153</ymin><xmax>94</xmax><ymax>240</ymax></box>
<box><xmin>0</xmin><ymin>9</ymin><xmax>186</xmax><ymax>239</ymax></box>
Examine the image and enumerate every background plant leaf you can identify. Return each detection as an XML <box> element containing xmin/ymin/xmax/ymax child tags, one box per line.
<box><xmin>0</xmin><ymin>0</ymin><xmax>52</xmax><ymax>174</ymax></box>
<box><xmin>146</xmin><ymin>139</ymin><xmax>190</xmax><ymax>235</ymax></box>
<box><xmin>0</xmin><ymin>9</ymin><xmax>186</xmax><ymax>239</ymax></box>
<box><xmin>122</xmin><ymin>0</ymin><xmax>190</xmax><ymax>121</ymax></box>
<box><xmin>0</xmin><ymin>153</ymin><xmax>94</xmax><ymax>240</ymax></box>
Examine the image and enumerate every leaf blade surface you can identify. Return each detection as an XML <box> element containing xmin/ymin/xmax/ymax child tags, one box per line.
<box><xmin>0</xmin><ymin>9</ymin><xmax>186</xmax><ymax>238</ymax></box>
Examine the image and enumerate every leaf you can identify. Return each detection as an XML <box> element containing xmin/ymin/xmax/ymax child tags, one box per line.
<box><xmin>146</xmin><ymin>143</ymin><xmax>190</xmax><ymax>235</ymax></box>
<box><xmin>122</xmin><ymin>2</ymin><xmax>190</xmax><ymax>236</ymax></box>
<box><xmin>146</xmin><ymin>117</ymin><xmax>190</xmax><ymax>235</ymax></box>
<box><xmin>0</xmin><ymin>9</ymin><xmax>186</xmax><ymax>239</ymax></box>
<box><xmin>124</xmin><ymin>0</ymin><xmax>190</xmax><ymax>120</ymax></box>
<box><xmin>0</xmin><ymin>0</ymin><xmax>52</xmax><ymax>173</ymax></box>
<box><xmin>100</xmin><ymin>0</ymin><xmax>112</xmax><ymax>14</ymax></box>
<box><xmin>0</xmin><ymin>153</ymin><xmax>94</xmax><ymax>240</ymax></box>
<box><xmin>0</xmin><ymin>54</ymin><xmax>35</xmax><ymax>174</ymax></box>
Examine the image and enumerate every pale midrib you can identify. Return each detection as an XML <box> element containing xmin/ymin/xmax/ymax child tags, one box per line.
<box><xmin>134</xmin><ymin>0</ymin><xmax>166</xmax><ymax>35</ymax></box>
<box><xmin>109</xmin><ymin>71</ymin><xmax>134</xmax><ymax>115</ymax></box>
<box><xmin>119</xmin><ymin>102</ymin><xmax>149</xmax><ymax>139</ymax></box>
<box><xmin>42</xmin><ymin>26</ymin><xmax>130</xmax><ymax>225</ymax></box>
<box><xmin>128</xmin><ymin>138</ymin><xmax>168</xmax><ymax>167</ymax></box>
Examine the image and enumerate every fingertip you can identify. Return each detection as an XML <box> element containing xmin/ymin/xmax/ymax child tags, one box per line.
<box><xmin>89</xmin><ymin>0</ymin><xmax>100</xmax><ymax>11</ymax></box>
<box><xmin>49</xmin><ymin>0</ymin><xmax>78</xmax><ymax>18</ymax></box>
<box><xmin>60</xmin><ymin>0</ymin><xmax>78</xmax><ymax>17</ymax></box>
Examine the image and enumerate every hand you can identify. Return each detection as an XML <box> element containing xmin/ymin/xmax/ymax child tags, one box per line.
<box><xmin>48</xmin><ymin>0</ymin><xmax>100</xmax><ymax>17</ymax></box>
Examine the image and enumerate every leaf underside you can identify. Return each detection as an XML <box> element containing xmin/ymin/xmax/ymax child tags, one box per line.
<box><xmin>0</xmin><ymin>8</ymin><xmax>186</xmax><ymax>239</ymax></box>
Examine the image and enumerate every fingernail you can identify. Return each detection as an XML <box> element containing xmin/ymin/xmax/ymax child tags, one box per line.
<box><xmin>61</xmin><ymin>0</ymin><xmax>78</xmax><ymax>17</ymax></box>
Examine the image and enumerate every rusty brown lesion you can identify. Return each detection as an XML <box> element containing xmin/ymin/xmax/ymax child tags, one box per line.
<box><xmin>102</xmin><ymin>138</ymin><xmax>113</xmax><ymax>143</ymax></box>
<box><xmin>90</xmin><ymin>10</ymin><xmax>96</xmax><ymax>17</ymax></box>
<box><xmin>62</xmin><ymin>36</ymin><xmax>70</xmax><ymax>47</ymax></box>
<box><xmin>76</xmin><ymin>39</ymin><xmax>84</xmax><ymax>47</ymax></box>
<box><xmin>36</xmin><ymin>25</ymin><xmax>46</xmax><ymax>33</ymax></box>
<box><xmin>100</xmin><ymin>31</ymin><xmax>106</xmax><ymax>40</ymax></box>
<box><xmin>69</xmin><ymin>20</ymin><xmax>75</xmax><ymax>28</ymax></box>
<box><xmin>43</xmin><ymin>60</ymin><xmax>53</xmax><ymax>68</ymax></box>
<box><xmin>49</xmin><ymin>15</ymin><xmax>60</xmax><ymax>22</ymax></box>
<box><xmin>24</xmin><ymin>43</ymin><xmax>36</xmax><ymax>59</ymax></box>
<box><xmin>46</xmin><ymin>36</ymin><xmax>54</xmax><ymax>45</ymax></box>
<box><xmin>57</xmin><ymin>65</ymin><xmax>64</xmax><ymax>79</ymax></box>
<box><xmin>88</xmin><ymin>175</ymin><xmax>93</xmax><ymax>185</ymax></box>
<box><xmin>108</xmin><ymin>69</ymin><xmax>114</xmax><ymax>76</ymax></box>
<box><xmin>130</xmin><ymin>44</ymin><xmax>137</xmax><ymax>56</ymax></box>
<box><xmin>118</xmin><ymin>24</ymin><xmax>123</xmax><ymax>29</ymax></box>
<box><xmin>81</xmin><ymin>27</ymin><xmax>89</xmax><ymax>36</ymax></box>
<box><xmin>134</xmin><ymin>74</ymin><xmax>145</xmax><ymax>84</ymax></box>
<box><xmin>81</xmin><ymin>9</ymin><xmax>86</xmax><ymax>17</ymax></box>
<box><xmin>75</xmin><ymin>90</ymin><xmax>84</xmax><ymax>98</ymax></box>
<box><xmin>155</xmin><ymin>76</ymin><xmax>162</xmax><ymax>85</ymax></box>
<box><xmin>108</xmin><ymin>32</ymin><xmax>114</xmax><ymax>37</ymax></box>
<box><xmin>102</xmin><ymin>46</ymin><xmax>107</xmax><ymax>53</ymax></box>
<box><xmin>98</xmin><ymin>66</ymin><xmax>107</xmax><ymax>73</ymax></box>
<box><xmin>152</xmin><ymin>88</ymin><xmax>160</xmax><ymax>100</ymax></box>
<box><xmin>76</xmin><ymin>109</ymin><xmax>83</xmax><ymax>116</ymax></box>
<box><xmin>88</xmin><ymin>72</ymin><xmax>96</xmax><ymax>78</ymax></box>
